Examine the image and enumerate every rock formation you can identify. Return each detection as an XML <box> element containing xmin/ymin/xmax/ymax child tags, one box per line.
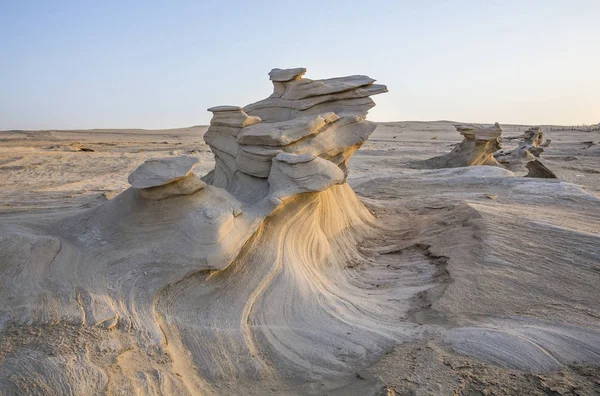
<box><xmin>243</xmin><ymin>67</ymin><xmax>387</xmax><ymax>122</ymax></box>
<box><xmin>203</xmin><ymin>69</ymin><xmax>387</xmax><ymax>204</ymax></box>
<box><xmin>495</xmin><ymin>126</ymin><xmax>557</xmax><ymax>177</ymax></box>
<box><xmin>413</xmin><ymin>123</ymin><xmax>503</xmax><ymax>169</ymax></box>
<box><xmin>2</xmin><ymin>70</ymin><xmax>600</xmax><ymax>395</ymax></box>
<box><xmin>128</xmin><ymin>156</ymin><xmax>207</xmax><ymax>199</ymax></box>
<box><xmin>0</xmin><ymin>68</ymin><xmax>393</xmax><ymax>395</ymax></box>
<box><xmin>525</xmin><ymin>159</ymin><xmax>557</xmax><ymax>178</ymax></box>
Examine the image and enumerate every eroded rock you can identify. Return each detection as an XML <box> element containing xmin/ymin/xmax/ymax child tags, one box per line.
<box><xmin>496</xmin><ymin>126</ymin><xmax>557</xmax><ymax>177</ymax></box>
<box><xmin>243</xmin><ymin>67</ymin><xmax>388</xmax><ymax>123</ymax></box>
<box><xmin>204</xmin><ymin>68</ymin><xmax>386</xmax><ymax>200</ymax></box>
<box><xmin>128</xmin><ymin>156</ymin><xmax>206</xmax><ymax>199</ymax></box>
<box><xmin>128</xmin><ymin>156</ymin><xmax>200</xmax><ymax>189</ymax></box>
<box><xmin>413</xmin><ymin>123</ymin><xmax>503</xmax><ymax>169</ymax></box>
<box><xmin>269</xmin><ymin>67</ymin><xmax>306</xmax><ymax>82</ymax></box>
<box><xmin>526</xmin><ymin>159</ymin><xmax>557</xmax><ymax>178</ymax></box>
<box><xmin>0</xmin><ymin>67</ymin><xmax>392</xmax><ymax>395</ymax></box>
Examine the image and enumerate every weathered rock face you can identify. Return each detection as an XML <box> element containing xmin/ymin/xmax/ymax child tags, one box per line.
<box><xmin>414</xmin><ymin>123</ymin><xmax>503</xmax><ymax>169</ymax></box>
<box><xmin>203</xmin><ymin>68</ymin><xmax>387</xmax><ymax>203</ymax></box>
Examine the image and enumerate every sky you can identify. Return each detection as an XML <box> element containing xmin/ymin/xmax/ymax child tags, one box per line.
<box><xmin>1</xmin><ymin>0</ymin><xmax>599</xmax><ymax>130</ymax></box>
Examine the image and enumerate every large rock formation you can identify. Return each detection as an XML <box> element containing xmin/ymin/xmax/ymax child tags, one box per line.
<box><xmin>0</xmin><ymin>68</ymin><xmax>393</xmax><ymax>395</ymax></box>
<box><xmin>413</xmin><ymin>123</ymin><xmax>503</xmax><ymax>169</ymax></box>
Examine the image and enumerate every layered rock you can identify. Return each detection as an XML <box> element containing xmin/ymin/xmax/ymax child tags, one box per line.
<box><xmin>414</xmin><ymin>123</ymin><xmax>503</xmax><ymax>169</ymax></box>
<box><xmin>243</xmin><ymin>67</ymin><xmax>387</xmax><ymax>123</ymax></box>
<box><xmin>203</xmin><ymin>68</ymin><xmax>386</xmax><ymax>203</ymax></box>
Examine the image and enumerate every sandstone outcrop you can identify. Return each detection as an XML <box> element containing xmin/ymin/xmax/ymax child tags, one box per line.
<box><xmin>414</xmin><ymin>123</ymin><xmax>503</xmax><ymax>169</ymax></box>
<box><xmin>496</xmin><ymin>126</ymin><xmax>556</xmax><ymax>177</ymax></box>
<box><xmin>0</xmin><ymin>68</ymin><xmax>392</xmax><ymax>395</ymax></box>
<box><xmin>203</xmin><ymin>68</ymin><xmax>386</xmax><ymax>204</ymax></box>
<box><xmin>243</xmin><ymin>67</ymin><xmax>387</xmax><ymax>123</ymax></box>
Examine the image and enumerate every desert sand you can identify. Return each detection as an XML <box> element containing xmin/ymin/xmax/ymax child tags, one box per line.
<box><xmin>1</xmin><ymin>69</ymin><xmax>600</xmax><ymax>396</ymax></box>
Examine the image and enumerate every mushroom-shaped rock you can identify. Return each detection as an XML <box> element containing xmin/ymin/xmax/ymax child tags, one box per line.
<box><xmin>0</xmin><ymin>67</ymin><xmax>396</xmax><ymax>395</ymax></box>
<box><xmin>413</xmin><ymin>123</ymin><xmax>503</xmax><ymax>169</ymax></box>
<box><xmin>128</xmin><ymin>156</ymin><xmax>205</xmax><ymax>199</ymax></box>
<box><xmin>128</xmin><ymin>156</ymin><xmax>200</xmax><ymax>189</ymax></box>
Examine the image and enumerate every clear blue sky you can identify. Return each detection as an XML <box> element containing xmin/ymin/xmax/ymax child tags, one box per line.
<box><xmin>1</xmin><ymin>0</ymin><xmax>599</xmax><ymax>130</ymax></box>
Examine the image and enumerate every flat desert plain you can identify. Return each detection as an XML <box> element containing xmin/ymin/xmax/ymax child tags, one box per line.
<box><xmin>1</xmin><ymin>122</ymin><xmax>599</xmax><ymax>215</ymax></box>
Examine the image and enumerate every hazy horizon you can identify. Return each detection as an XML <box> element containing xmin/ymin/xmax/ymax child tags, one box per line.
<box><xmin>2</xmin><ymin>119</ymin><xmax>599</xmax><ymax>133</ymax></box>
<box><xmin>2</xmin><ymin>0</ymin><xmax>599</xmax><ymax>130</ymax></box>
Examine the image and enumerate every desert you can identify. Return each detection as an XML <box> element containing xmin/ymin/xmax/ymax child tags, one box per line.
<box><xmin>1</xmin><ymin>67</ymin><xmax>599</xmax><ymax>395</ymax></box>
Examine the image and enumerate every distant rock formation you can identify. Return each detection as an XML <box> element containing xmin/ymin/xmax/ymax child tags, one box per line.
<box><xmin>413</xmin><ymin>123</ymin><xmax>503</xmax><ymax>169</ymax></box>
<box><xmin>495</xmin><ymin>126</ymin><xmax>556</xmax><ymax>177</ymax></box>
<box><xmin>525</xmin><ymin>159</ymin><xmax>557</xmax><ymax>178</ymax></box>
<box><xmin>520</xmin><ymin>126</ymin><xmax>547</xmax><ymax>156</ymax></box>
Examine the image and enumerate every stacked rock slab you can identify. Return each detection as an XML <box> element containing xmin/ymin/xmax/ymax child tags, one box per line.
<box><xmin>202</xmin><ymin>106</ymin><xmax>261</xmax><ymax>194</ymax></box>
<box><xmin>415</xmin><ymin>123</ymin><xmax>503</xmax><ymax>169</ymax></box>
<box><xmin>243</xmin><ymin>67</ymin><xmax>388</xmax><ymax>122</ymax></box>
<box><xmin>203</xmin><ymin>68</ymin><xmax>387</xmax><ymax>202</ymax></box>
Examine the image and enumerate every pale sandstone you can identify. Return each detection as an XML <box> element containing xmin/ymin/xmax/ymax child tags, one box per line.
<box><xmin>414</xmin><ymin>123</ymin><xmax>503</xmax><ymax>169</ymax></box>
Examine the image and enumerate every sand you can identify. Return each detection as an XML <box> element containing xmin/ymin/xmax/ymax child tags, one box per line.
<box><xmin>1</xmin><ymin>121</ymin><xmax>599</xmax><ymax>395</ymax></box>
